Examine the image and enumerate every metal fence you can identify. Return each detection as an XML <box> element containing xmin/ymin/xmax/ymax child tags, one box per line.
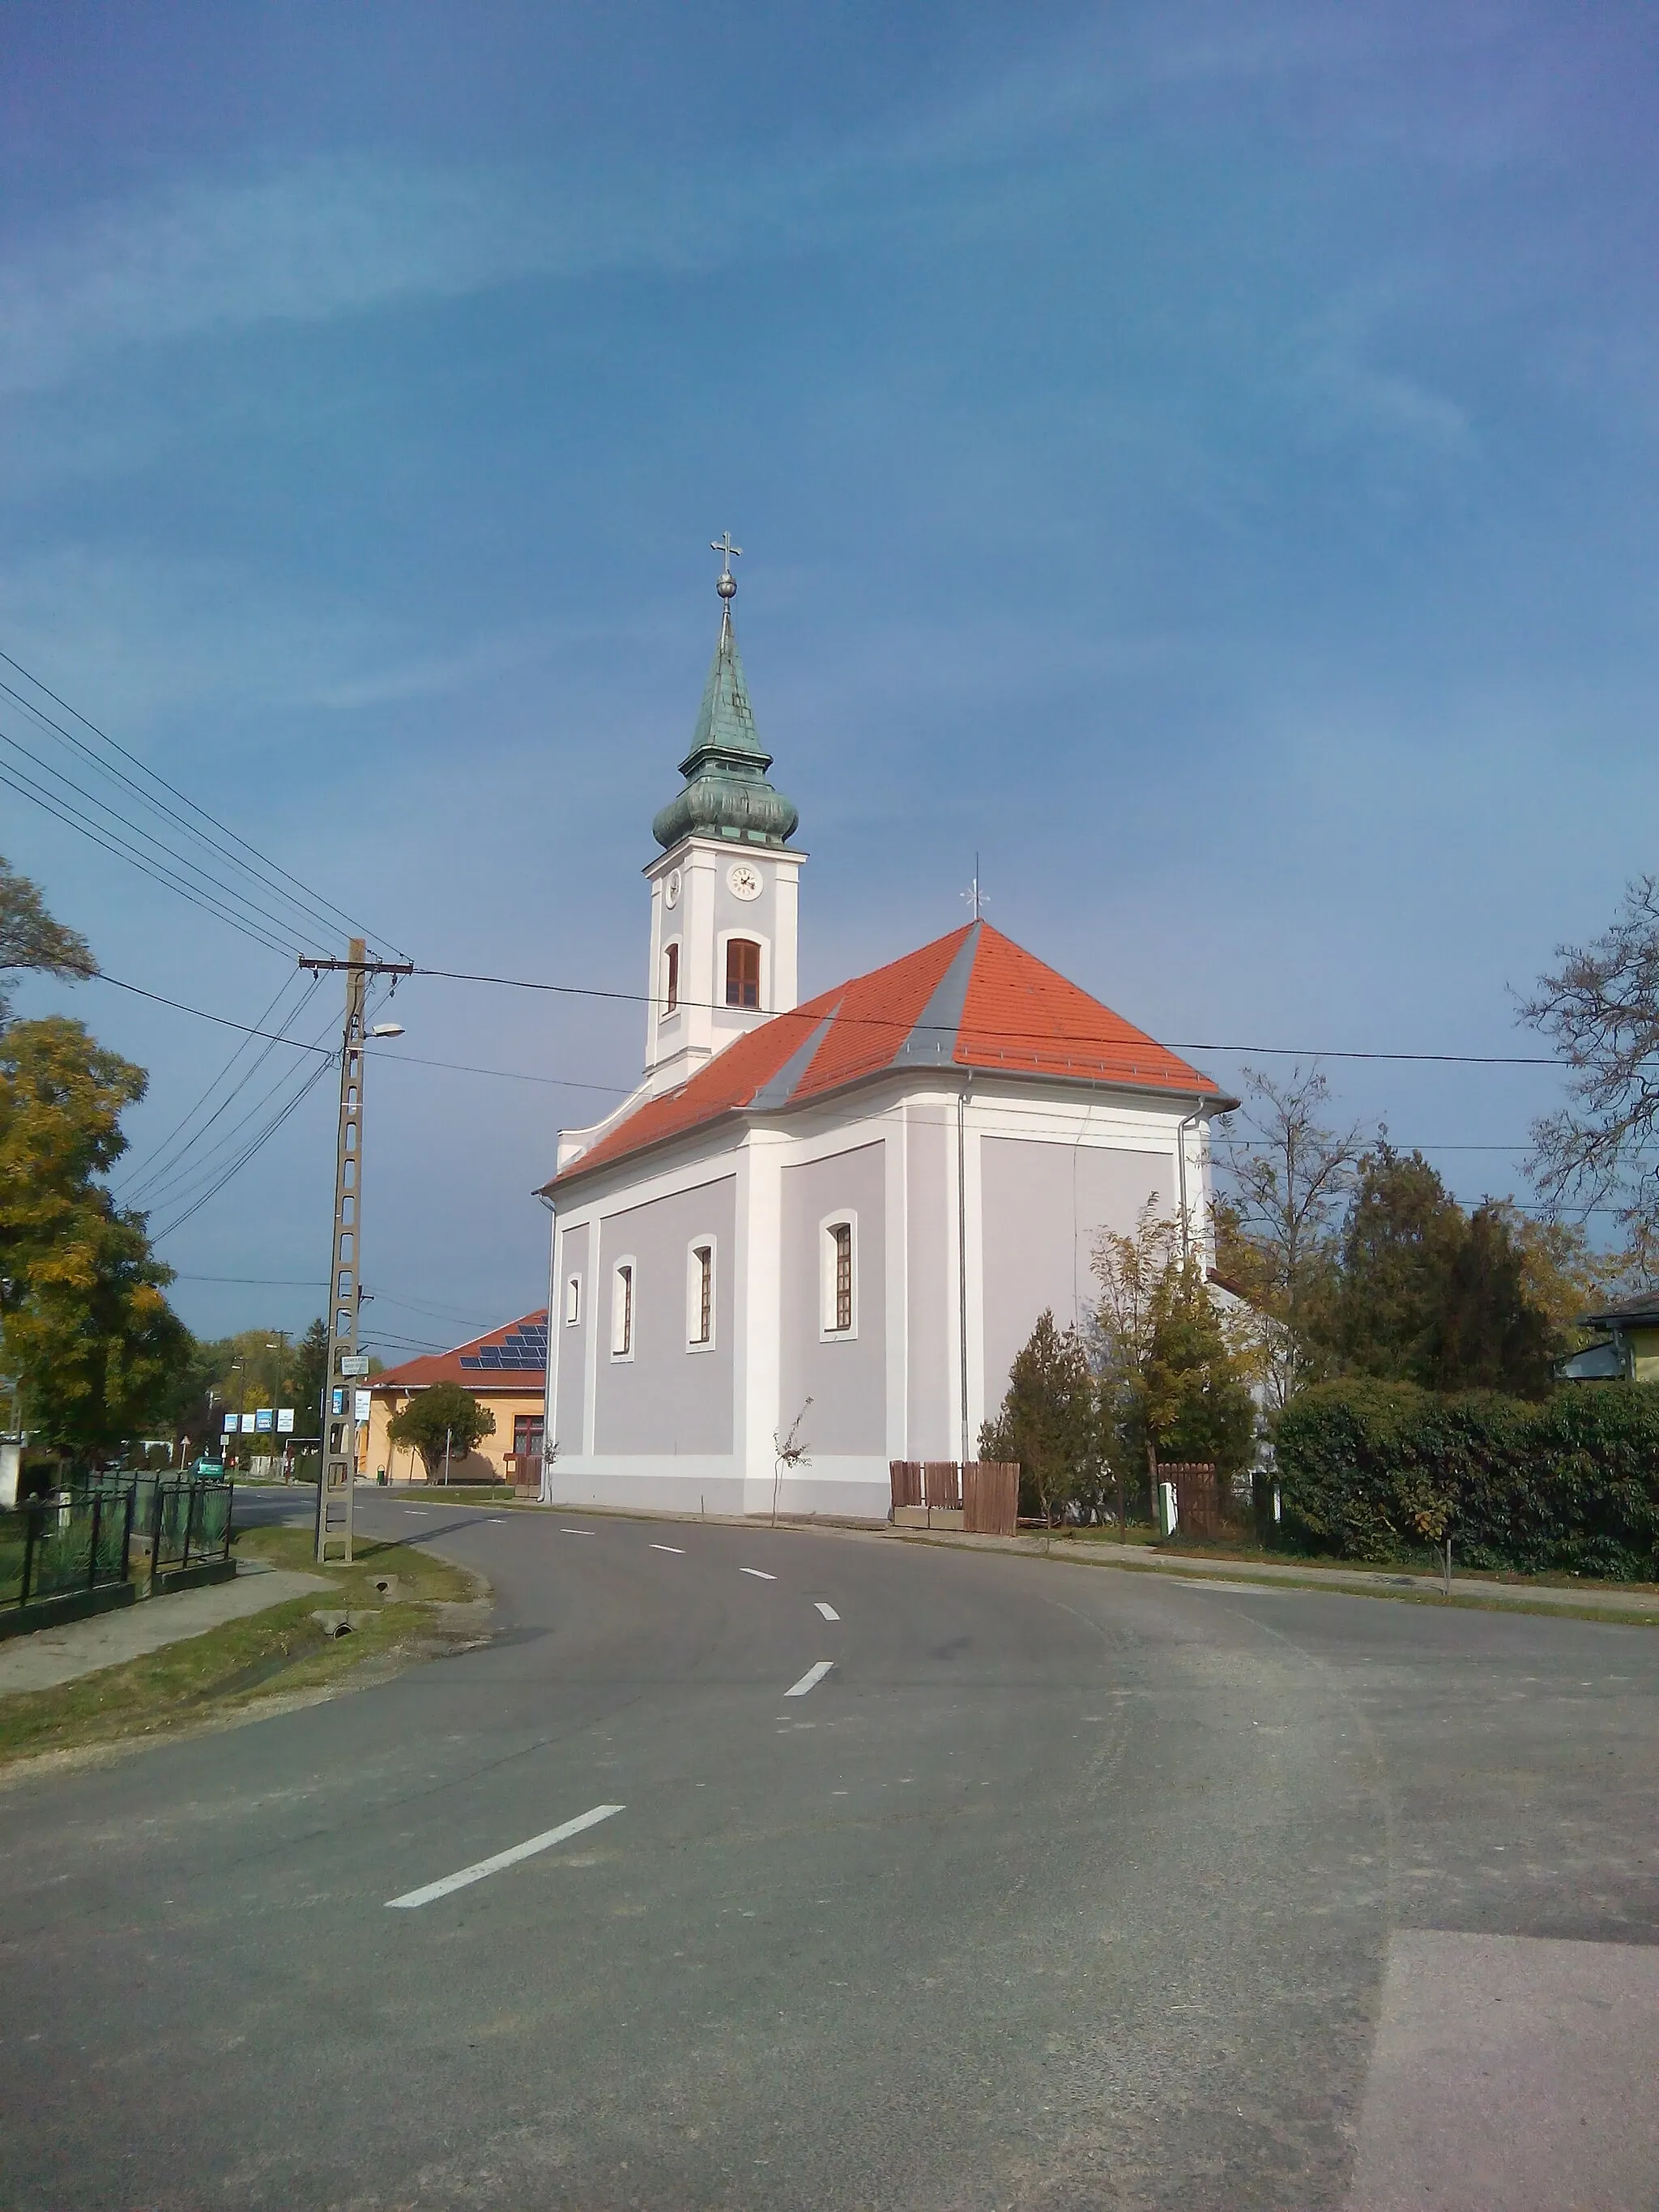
<box><xmin>149</xmin><ymin>1478</ymin><xmax>235</xmax><ymax>1576</ymax></box>
<box><xmin>0</xmin><ymin>1485</ymin><xmax>135</xmax><ymax>1614</ymax></box>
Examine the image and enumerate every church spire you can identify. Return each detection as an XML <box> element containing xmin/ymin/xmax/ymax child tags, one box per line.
<box><xmin>650</xmin><ymin>540</ymin><xmax>800</xmax><ymax>851</ymax></box>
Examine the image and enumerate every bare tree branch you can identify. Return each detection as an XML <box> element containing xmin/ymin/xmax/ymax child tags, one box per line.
<box><xmin>1520</xmin><ymin>877</ymin><xmax>1659</xmax><ymax>1248</ymax></box>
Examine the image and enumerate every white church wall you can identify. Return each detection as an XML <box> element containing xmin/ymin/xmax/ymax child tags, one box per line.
<box><xmin>552</xmin><ymin>1220</ymin><xmax>590</xmax><ymax>1459</ymax></box>
<box><xmin>902</xmin><ymin>1105</ymin><xmax>955</xmax><ymax>1459</ymax></box>
<box><xmin>591</xmin><ymin>1174</ymin><xmax>738</xmax><ymax>1456</ymax></box>
<box><xmin>979</xmin><ymin>1133</ymin><xmax>1176</xmax><ymax>1417</ymax></box>
<box><xmin>778</xmin><ymin>1140</ymin><xmax>886</xmax><ymax>1459</ymax></box>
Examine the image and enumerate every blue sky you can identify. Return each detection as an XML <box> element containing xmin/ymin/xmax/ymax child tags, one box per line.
<box><xmin>2</xmin><ymin>2</ymin><xmax>1656</xmax><ymax>1355</ymax></box>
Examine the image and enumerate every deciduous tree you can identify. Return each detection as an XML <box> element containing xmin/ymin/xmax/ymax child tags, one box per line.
<box><xmin>0</xmin><ymin>1016</ymin><xmax>188</xmax><ymax>1456</ymax></box>
<box><xmin>1521</xmin><ymin>875</ymin><xmax>1659</xmax><ymax>1259</ymax></box>
<box><xmin>1218</xmin><ymin>1063</ymin><xmax>1365</xmax><ymax>1409</ymax></box>
<box><xmin>0</xmin><ymin>855</ymin><xmax>96</xmax><ymax>1026</ymax></box>
<box><xmin>387</xmin><ymin>1382</ymin><xmax>495</xmax><ymax>1480</ymax></box>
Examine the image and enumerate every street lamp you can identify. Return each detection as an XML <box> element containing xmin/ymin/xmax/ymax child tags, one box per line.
<box><xmin>370</xmin><ymin>1023</ymin><xmax>404</xmax><ymax>1038</ymax></box>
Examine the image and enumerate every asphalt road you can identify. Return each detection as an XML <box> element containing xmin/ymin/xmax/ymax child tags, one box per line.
<box><xmin>2</xmin><ymin>1495</ymin><xmax>1657</xmax><ymax>2211</ymax></box>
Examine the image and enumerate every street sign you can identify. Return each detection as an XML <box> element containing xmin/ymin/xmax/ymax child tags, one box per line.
<box><xmin>277</xmin><ymin>1407</ymin><xmax>296</xmax><ymax>1434</ymax></box>
<box><xmin>240</xmin><ymin>1413</ymin><xmax>257</xmax><ymax>1434</ymax></box>
<box><xmin>222</xmin><ymin>1412</ymin><xmax>237</xmax><ymax>1434</ymax></box>
<box><xmin>330</xmin><ymin>1386</ymin><xmax>346</xmax><ymax>1417</ymax></box>
<box><xmin>254</xmin><ymin>1408</ymin><xmax>275</xmax><ymax>1434</ymax></box>
<box><xmin>339</xmin><ymin>1354</ymin><xmax>370</xmax><ymax>1378</ymax></box>
<box><xmin>353</xmin><ymin>1389</ymin><xmax>373</xmax><ymax>1424</ymax></box>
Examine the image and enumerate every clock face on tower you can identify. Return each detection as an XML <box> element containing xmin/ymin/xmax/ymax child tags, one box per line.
<box><xmin>727</xmin><ymin>862</ymin><xmax>763</xmax><ymax>901</ymax></box>
<box><xmin>663</xmin><ymin>869</ymin><xmax>681</xmax><ymax>910</ymax></box>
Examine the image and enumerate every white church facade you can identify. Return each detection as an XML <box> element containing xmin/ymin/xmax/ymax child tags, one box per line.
<box><xmin>538</xmin><ymin>555</ymin><xmax>1232</xmax><ymax>1521</ymax></box>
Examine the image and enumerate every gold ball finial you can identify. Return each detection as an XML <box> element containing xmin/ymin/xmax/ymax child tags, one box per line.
<box><xmin>710</xmin><ymin>531</ymin><xmax>741</xmax><ymax>600</ymax></box>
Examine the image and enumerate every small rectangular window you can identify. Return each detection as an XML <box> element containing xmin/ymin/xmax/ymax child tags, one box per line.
<box><xmin>690</xmin><ymin>1243</ymin><xmax>713</xmax><ymax>1346</ymax></box>
<box><xmin>829</xmin><ymin>1221</ymin><xmax>853</xmax><ymax>1333</ymax></box>
<box><xmin>664</xmin><ymin>942</ymin><xmax>679</xmax><ymax>1014</ymax></box>
<box><xmin>725</xmin><ymin>937</ymin><xmax>760</xmax><ymax>1009</ymax></box>
<box><xmin>612</xmin><ymin>1263</ymin><xmax>633</xmax><ymax>1357</ymax></box>
<box><xmin>565</xmin><ymin>1275</ymin><xmax>581</xmax><ymax>1326</ymax></box>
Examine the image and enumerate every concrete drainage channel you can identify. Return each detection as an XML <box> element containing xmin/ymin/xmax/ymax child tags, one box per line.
<box><xmin>311</xmin><ymin>1574</ymin><xmax>406</xmax><ymax>1640</ymax></box>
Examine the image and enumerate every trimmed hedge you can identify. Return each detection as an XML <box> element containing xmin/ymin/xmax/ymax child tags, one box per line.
<box><xmin>1273</xmin><ymin>1379</ymin><xmax>1659</xmax><ymax>1580</ymax></box>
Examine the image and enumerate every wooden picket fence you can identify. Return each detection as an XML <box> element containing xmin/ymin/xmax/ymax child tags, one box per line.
<box><xmin>889</xmin><ymin>1460</ymin><xmax>1018</xmax><ymax>1538</ymax></box>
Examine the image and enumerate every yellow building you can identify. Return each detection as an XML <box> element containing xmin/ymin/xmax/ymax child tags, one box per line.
<box><xmin>1561</xmin><ymin>1295</ymin><xmax>1659</xmax><ymax>1383</ymax></box>
<box><xmin>363</xmin><ymin>1311</ymin><xmax>546</xmax><ymax>1486</ymax></box>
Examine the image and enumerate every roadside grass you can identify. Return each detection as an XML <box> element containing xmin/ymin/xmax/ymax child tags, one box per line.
<box><xmin>0</xmin><ymin>1525</ymin><xmax>486</xmax><ymax>1772</ymax></box>
<box><xmin>1050</xmin><ymin>1522</ymin><xmax>1659</xmax><ymax>1596</ymax></box>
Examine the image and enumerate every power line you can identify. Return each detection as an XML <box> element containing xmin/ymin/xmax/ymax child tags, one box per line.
<box><xmin>123</xmin><ymin>989</ymin><xmax>336</xmax><ymax>1209</ymax></box>
<box><xmin>92</xmin><ymin>972</ymin><xmax>335</xmax><ymax>1051</ymax></box>
<box><xmin>144</xmin><ymin>978</ymin><xmax>395</xmax><ymax>1238</ymax></box>
<box><xmin>0</xmin><ymin>743</ymin><xmax>296</xmax><ymax>958</ymax></box>
<box><xmin>148</xmin><ymin>1049</ymin><xmax>338</xmax><ymax>1241</ymax></box>
<box><xmin>410</xmin><ymin>962</ymin><xmax>1578</xmax><ymax>1071</ymax></box>
<box><xmin>0</xmin><ymin>645</ymin><xmax>403</xmax><ymax>957</ymax></box>
<box><xmin>0</xmin><ymin>688</ymin><xmax>351</xmax><ymax>955</ymax></box>
<box><xmin>113</xmin><ymin>972</ymin><xmax>321</xmax><ymax>1198</ymax></box>
<box><xmin>85</xmin><ymin>958</ymin><xmax>1596</xmax><ymax>1080</ymax></box>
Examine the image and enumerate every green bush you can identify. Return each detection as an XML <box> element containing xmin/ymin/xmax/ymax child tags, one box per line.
<box><xmin>1273</xmin><ymin>1379</ymin><xmax>1659</xmax><ymax>1579</ymax></box>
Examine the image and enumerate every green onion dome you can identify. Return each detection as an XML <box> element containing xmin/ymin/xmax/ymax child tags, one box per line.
<box><xmin>651</xmin><ymin>602</ymin><xmax>800</xmax><ymax>850</ymax></box>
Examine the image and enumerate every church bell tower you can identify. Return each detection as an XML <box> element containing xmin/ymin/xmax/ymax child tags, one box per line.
<box><xmin>641</xmin><ymin>539</ymin><xmax>805</xmax><ymax>1094</ymax></box>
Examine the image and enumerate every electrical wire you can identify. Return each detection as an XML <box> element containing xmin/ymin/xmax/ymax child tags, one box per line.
<box><xmin>409</xmin><ymin>962</ymin><xmax>1582</xmax><ymax>1071</ymax></box>
<box><xmin>0</xmin><ymin>646</ymin><xmax>403</xmax><ymax>957</ymax></box>
<box><xmin>149</xmin><ymin>1050</ymin><xmax>338</xmax><ymax>1242</ymax></box>
<box><xmin>0</xmin><ymin>743</ymin><xmax>296</xmax><ymax>957</ymax></box>
<box><xmin>91</xmin><ymin>972</ymin><xmax>335</xmax><ymax>1050</ymax></box>
<box><xmin>128</xmin><ymin>996</ymin><xmax>340</xmax><ymax>1213</ymax></box>
<box><xmin>113</xmin><ymin>971</ymin><xmax>320</xmax><ymax>1198</ymax></box>
<box><xmin>0</xmin><ymin>692</ymin><xmax>349</xmax><ymax>956</ymax></box>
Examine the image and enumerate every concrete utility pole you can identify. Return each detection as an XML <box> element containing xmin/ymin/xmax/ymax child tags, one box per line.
<box><xmin>305</xmin><ymin>939</ymin><xmax>412</xmax><ymax>1564</ymax></box>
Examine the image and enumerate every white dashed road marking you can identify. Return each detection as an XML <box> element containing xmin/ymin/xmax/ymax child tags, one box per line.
<box><xmin>740</xmin><ymin>1569</ymin><xmax>776</xmax><ymax>1581</ymax></box>
<box><xmin>785</xmin><ymin>1660</ymin><xmax>835</xmax><ymax>1698</ymax></box>
<box><xmin>385</xmin><ymin>1805</ymin><xmax>625</xmax><ymax>1909</ymax></box>
<box><xmin>561</xmin><ymin>1528</ymin><xmax>594</xmax><ymax>1536</ymax></box>
<box><xmin>815</xmin><ymin>1601</ymin><xmax>840</xmax><ymax>1621</ymax></box>
<box><xmin>650</xmin><ymin>1544</ymin><xmax>684</xmax><ymax>1554</ymax></box>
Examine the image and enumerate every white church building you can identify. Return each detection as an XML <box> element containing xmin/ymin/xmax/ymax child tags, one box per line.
<box><xmin>539</xmin><ymin>555</ymin><xmax>1232</xmax><ymax>1521</ymax></box>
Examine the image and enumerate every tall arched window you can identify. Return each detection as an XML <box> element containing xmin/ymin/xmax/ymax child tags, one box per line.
<box><xmin>821</xmin><ymin>1217</ymin><xmax>855</xmax><ymax>1336</ymax></box>
<box><xmin>687</xmin><ymin>1240</ymin><xmax>714</xmax><ymax>1348</ymax></box>
<box><xmin>611</xmin><ymin>1261</ymin><xmax>634</xmax><ymax>1357</ymax></box>
<box><xmin>725</xmin><ymin>937</ymin><xmax>760</xmax><ymax>1008</ymax></box>
<box><xmin>663</xmin><ymin>941</ymin><xmax>679</xmax><ymax>1013</ymax></box>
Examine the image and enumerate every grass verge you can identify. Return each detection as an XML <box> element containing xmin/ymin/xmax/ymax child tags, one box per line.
<box><xmin>0</xmin><ymin>1523</ymin><xmax>488</xmax><ymax>1774</ymax></box>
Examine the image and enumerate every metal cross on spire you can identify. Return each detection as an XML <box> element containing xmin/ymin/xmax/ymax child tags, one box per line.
<box><xmin>961</xmin><ymin>852</ymin><xmax>988</xmax><ymax>921</ymax></box>
<box><xmin>710</xmin><ymin>531</ymin><xmax>742</xmax><ymax>600</ymax></box>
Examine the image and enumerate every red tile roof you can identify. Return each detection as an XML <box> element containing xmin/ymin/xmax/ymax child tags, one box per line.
<box><xmin>548</xmin><ymin>923</ymin><xmax>1226</xmax><ymax>1190</ymax></box>
<box><xmin>369</xmin><ymin>1310</ymin><xmax>547</xmax><ymax>1394</ymax></box>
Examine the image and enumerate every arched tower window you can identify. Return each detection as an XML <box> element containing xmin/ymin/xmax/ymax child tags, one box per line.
<box><xmin>726</xmin><ymin>938</ymin><xmax>760</xmax><ymax>1009</ymax></box>
<box><xmin>663</xmin><ymin>941</ymin><xmax>679</xmax><ymax>1013</ymax></box>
